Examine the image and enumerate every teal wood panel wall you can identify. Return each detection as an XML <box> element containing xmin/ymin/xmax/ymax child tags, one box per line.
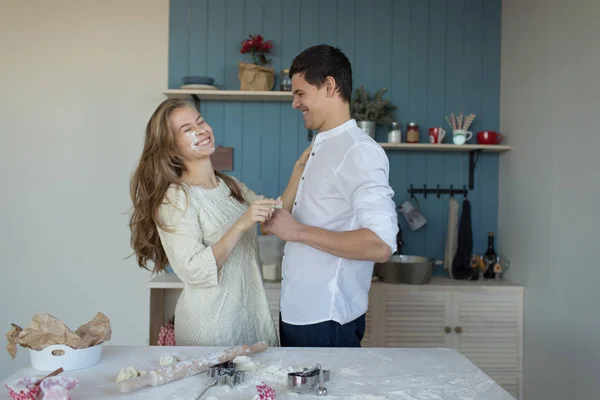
<box><xmin>167</xmin><ymin>0</ymin><xmax>502</xmax><ymax>265</ymax></box>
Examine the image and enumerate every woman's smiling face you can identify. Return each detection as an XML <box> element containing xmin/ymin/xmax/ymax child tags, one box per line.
<box><xmin>170</xmin><ymin>106</ymin><xmax>216</xmax><ymax>160</ymax></box>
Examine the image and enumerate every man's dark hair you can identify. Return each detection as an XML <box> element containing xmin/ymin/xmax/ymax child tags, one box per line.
<box><xmin>289</xmin><ymin>45</ymin><xmax>352</xmax><ymax>103</ymax></box>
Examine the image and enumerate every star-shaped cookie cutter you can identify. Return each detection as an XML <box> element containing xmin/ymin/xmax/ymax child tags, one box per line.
<box><xmin>207</xmin><ymin>360</ymin><xmax>246</xmax><ymax>386</ymax></box>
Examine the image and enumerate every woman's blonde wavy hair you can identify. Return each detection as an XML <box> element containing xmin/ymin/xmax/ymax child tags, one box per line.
<box><xmin>129</xmin><ymin>98</ymin><xmax>244</xmax><ymax>274</ymax></box>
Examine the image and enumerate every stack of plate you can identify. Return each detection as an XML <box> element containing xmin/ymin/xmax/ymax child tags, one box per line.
<box><xmin>181</xmin><ymin>76</ymin><xmax>218</xmax><ymax>90</ymax></box>
<box><xmin>180</xmin><ymin>84</ymin><xmax>218</xmax><ymax>90</ymax></box>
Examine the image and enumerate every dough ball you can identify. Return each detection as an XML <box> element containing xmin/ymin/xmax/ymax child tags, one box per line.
<box><xmin>233</xmin><ymin>355</ymin><xmax>258</xmax><ymax>372</ymax></box>
<box><xmin>115</xmin><ymin>366</ymin><xmax>139</xmax><ymax>383</ymax></box>
<box><xmin>159</xmin><ymin>355</ymin><xmax>177</xmax><ymax>366</ymax></box>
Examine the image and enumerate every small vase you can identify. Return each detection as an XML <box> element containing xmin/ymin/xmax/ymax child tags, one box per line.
<box><xmin>357</xmin><ymin>120</ymin><xmax>376</xmax><ymax>138</ymax></box>
<box><xmin>238</xmin><ymin>62</ymin><xmax>275</xmax><ymax>91</ymax></box>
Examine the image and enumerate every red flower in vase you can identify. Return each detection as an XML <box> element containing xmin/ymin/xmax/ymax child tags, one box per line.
<box><xmin>240</xmin><ymin>33</ymin><xmax>273</xmax><ymax>66</ymax></box>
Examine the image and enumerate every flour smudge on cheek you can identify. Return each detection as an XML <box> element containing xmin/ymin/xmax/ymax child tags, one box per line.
<box><xmin>186</xmin><ymin>130</ymin><xmax>214</xmax><ymax>153</ymax></box>
<box><xmin>185</xmin><ymin>131</ymin><xmax>200</xmax><ymax>151</ymax></box>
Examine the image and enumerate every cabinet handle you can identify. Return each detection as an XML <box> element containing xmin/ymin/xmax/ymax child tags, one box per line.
<box><xmin>454</xmin><ymin>326</ymin><xmax>463</xmax><ymax>334</ymax></box>
<box><xmin>444</xmin><ymin>326</ymin><xmax>451</xmax><ymax>333</ymax></box>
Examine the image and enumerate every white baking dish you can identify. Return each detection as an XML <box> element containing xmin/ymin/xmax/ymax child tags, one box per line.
<box><xmin>29</xmin><ymin>343</ymin><xmax>103</xmax><ymax>371</ymax></box>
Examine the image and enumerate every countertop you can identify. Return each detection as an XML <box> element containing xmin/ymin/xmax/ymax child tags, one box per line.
<box><xmin>148</xmin><ymin>272</ymin><xmax>523</xmax><ymax>290</ymax></box>
<box><xmin>1</xmin><ymin>345</ymin><xmax>515</xmax><ymax>399</ymax></box>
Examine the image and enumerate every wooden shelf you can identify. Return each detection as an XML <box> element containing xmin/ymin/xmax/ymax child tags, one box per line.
<box><xmin>148</xmin><ymin>273</ymin><xmax>281</xmax><ymax>289</ymax></box>
<box><xmin>164</xmin><ymin>89</ymin><xmax>293</xmax><ymax>102</ymax></box>
<box><xmin>379</xmin><ymin>143</ymin><xmax>511</xmax><ymax>152</ymax></box>
<box><xmin>148</xmin><ymin>273</ymin><xmax>184</xmax><ymax>289</ymax></box>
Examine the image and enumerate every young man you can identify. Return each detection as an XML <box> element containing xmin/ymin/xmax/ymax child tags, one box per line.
<box><xmin>263</xmin><ymin>45</ymin><xmax>399</xmax><ymax>348</ymax></box>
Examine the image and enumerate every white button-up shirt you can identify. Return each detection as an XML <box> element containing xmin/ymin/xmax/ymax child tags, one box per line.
<box><xmin>280</xmin><ymin>119</ymin><xmax>399</xmax><ymax>326</ymax></box>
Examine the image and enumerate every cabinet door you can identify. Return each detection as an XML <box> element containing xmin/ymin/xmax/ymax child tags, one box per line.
<box><xmin>360</xmin><ymin>289</ymin><xmax>376</xmax><ymax>347</ymax></box>
<box><xmin>382</xmin><ymin>287</ymin><xmax>453</xmax><ymax>348</ymax></box>
<box><xmin>486</xmin><ymin>371</ymin><xmax>522</xmax><ymax>400</ymax></box>
<box><xmin>453</xmin><ymin>290</ymin><xmax>523</xmax><ymax>373</ymax></box>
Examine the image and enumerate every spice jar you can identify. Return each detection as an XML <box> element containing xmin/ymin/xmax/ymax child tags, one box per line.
<box><xmin>388</xmin><ymin>121</ymin><xmax>402</xmax><ymax>143</ymax></box>
<box><xmin>280</xmin><ymin>69</ymin><xmax>292</xmax><ymax>91</ymax></box>
<box><xmin>406</xmin><ymin>122</ymin><xmax>420</xmax><ymax>143</ymax></box>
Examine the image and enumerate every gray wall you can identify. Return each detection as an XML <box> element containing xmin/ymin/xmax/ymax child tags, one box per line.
<box><xmin>499</xmin><ymin>0</ymin><xmax>600</xmax><ymax>398</ymax></box>
<box><xmin>0</xmin><ymin>0</ymin><xmax>168</xmax><ymax>379</ymax></box>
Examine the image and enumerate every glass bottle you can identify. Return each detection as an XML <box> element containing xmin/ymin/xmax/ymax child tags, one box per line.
<box><xmin>483</xmin><ymin>232</ymin><xmax>497</xmax><ymax>279</ymax></box>
<box><xmin>280</xmin><ymin>69</ymin><xmax>292</xmax><ymax>91</ymax></box>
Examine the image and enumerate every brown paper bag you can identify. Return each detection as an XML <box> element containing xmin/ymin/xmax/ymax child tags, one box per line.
<box><xmin>6</xmin><ymin>312</ymin><xmax>111</xmax><ymax>359</ymax></box>
<box><xmin>238</xmin><ymin>62</ymin><xmax>275</xmax><ymax>91</ymax></box>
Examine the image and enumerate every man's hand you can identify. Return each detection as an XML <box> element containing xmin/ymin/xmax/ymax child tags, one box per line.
<box><xmin>263</xmin><ymin>209</ymin><xmax>303</xmax><ymax>242</ymax></box>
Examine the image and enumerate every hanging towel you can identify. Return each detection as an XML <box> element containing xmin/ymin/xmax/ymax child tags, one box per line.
<box><xmin>444</xmin><ymin>197</ymin><xmax>460</xmax><ymax>276</ymax></box>
<box><xmin>451</xmin><ymin>198</ymin><xmax>473</xmax><ymax>280</ymax></box>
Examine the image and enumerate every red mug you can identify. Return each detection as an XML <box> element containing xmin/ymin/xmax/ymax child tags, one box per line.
<box><xmin>428</xmin><ymin>127</ymin><xmax>446</xmax><ymax>144</ymax></box>
<box><xmin>476</xmin><ymin>131</ymin><xmax>504</xmax><ymax>145</ymax></box>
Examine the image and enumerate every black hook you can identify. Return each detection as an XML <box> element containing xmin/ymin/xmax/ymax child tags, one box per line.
<box><xmin>463</xmin><ymin>185</ymin><xmax>468</xmax><ymax>197</ymax></box>
<box><xmin>423</xmin><ymin>184</ymin><xmax>427</xmax><ymax>198</ymax></box>
<box><xmin>450</xmin><ymin>184</ymin><xmax>454</xmax><ymax>197</ymax></box>
<box><xmin>436</xmin><ymin>184</ymin><xmax>441</xmax><ymax>198</ymax></box>
<box><xmin>409</xmin><ymin>184</ymin><xmax>414</xmax><ymax>198</ymax></box>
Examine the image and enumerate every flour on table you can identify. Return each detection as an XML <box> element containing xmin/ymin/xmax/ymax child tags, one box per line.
<box><xmin>339</xmin><ymin>367</ymin><xmax>362</xmax><ymax>377</ymax></box>
<box><xmin>253</xmin><ymin>363</ymin><xmax>295</xmax><ymax>386</ymax></box>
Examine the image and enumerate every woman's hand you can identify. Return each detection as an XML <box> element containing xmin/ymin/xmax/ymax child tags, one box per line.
<box><xmin>235</xmin><ymin>199</ymin><xmax>283</xmax><ymax>231</ymax></box>
<box><xmin>296</xmin><ymin>146</ymin><xmax>312</xmax><ymax>168</ymax></box>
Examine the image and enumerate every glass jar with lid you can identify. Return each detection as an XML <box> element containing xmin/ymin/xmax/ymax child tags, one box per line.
<box><xmin>406</xmin><ymin>122</ymin><xmax>420</xmax><ymax>143</ymax></box>
<box><xmin>280</xmin><ymin>69</ymin><xmax>292</xmax><ymax>91</ymax></box>
<box><xmin>388</xmin><ymin>121</ymin><xmax>402</xmax><ymax>143</ymax></box>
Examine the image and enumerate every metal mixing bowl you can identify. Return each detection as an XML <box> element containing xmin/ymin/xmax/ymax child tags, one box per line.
<box><xmin>374</xmin><ymin>255</ymin><xmax>434</xmax><ymax>284</ymax></box>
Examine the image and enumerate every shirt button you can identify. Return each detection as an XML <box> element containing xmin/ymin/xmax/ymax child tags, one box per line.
<box><xmin>301</xmin><ymin>177</ymin><xmax>304</xmax><ymax>180</ymax></box>
<box><xmin>311</xmin><ymin>152</ymin><xmax>315</xmax><ymax>156</ymax></box>
<box><xmin>294</xmin><ymin>201</ymin><xmax>297</xmax><ymax>205</ymax></box>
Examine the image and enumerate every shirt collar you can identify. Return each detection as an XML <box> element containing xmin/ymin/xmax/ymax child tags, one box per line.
<box><xmin>313</xmin><ymin>119</ymin><xmax>357</xmax><ymax>145</ymax></box>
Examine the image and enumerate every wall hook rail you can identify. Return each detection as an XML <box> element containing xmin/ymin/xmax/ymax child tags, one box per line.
<box><xmin>408</xmin><ymin>184</ymin><xmax>468</xmax><ymax>198</ymax></box>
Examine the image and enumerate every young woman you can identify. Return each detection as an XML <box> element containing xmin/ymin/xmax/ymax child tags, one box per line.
<box><xmin>129</xmin><ymin>98</ymin><xmax>309</xmax><ymax>346</ymax></box>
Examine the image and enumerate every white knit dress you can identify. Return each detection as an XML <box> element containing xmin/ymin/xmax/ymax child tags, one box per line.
<box><xmin>156</xmin><ymin>177</ymin><xmax>279</xmax><ymax>347</ymax></box>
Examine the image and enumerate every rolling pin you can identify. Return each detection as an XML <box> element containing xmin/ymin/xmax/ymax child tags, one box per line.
<box><xmin>119</xmin><ymin>342</ymin><xmax>268</xmax><ymax>393</ymax></box>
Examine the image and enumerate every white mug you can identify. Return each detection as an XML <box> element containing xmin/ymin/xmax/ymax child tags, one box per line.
<box><xmin>452</xmin><ymin>129</ymin><xmax>473</xmax><ymax>145</ymax></box>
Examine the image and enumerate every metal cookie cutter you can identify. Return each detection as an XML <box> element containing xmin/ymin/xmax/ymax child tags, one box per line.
<box><xmin>207</xmin><ymin>360</ymin><xmax>246</xmax><ymax>386</ymax></box>
<box><xmin>287</xmin><ymin>363</ymin><xmax>331</xmax><ymax>395</ymax></box>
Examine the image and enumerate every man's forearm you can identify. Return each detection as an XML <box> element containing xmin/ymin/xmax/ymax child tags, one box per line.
<box><xmin>295</xmin><ymin>225</ymin><xmax>392</xmax><ymax>263</ymax></box>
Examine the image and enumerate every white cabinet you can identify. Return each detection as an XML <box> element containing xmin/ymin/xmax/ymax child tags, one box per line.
<box><xmin>487</xmin><ymin>372</ymin><xmax>523</xmax><ymax>400</ymax></box>
<box><xmin>379</xmin><ymin>288</ymin><xmax>453</xmax><ymax>348</ymax></box>
<box><xmin>364</xmin><ymin>280</ymin><xmax>523</xmax><ymax>399</ymax></box>
<box><xmin>453</xmin><ymin>290</ymin><xmax>523</xmax><ymax>374</ymax></box>
<box><xmin>148</xmin><ymin>275</ymin><xmax>523</xmax><ymax>399</ymax></box>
